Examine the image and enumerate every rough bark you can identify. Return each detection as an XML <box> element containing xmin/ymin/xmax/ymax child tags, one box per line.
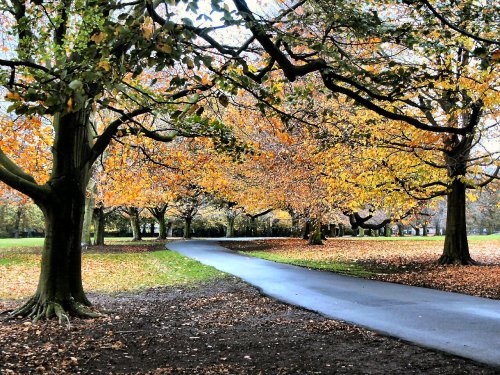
<box><xmin>13</xmin><ymin>205</ymin><xmax>23</xmax><ymax>238</ymax></box>
<box><xmin>308</xmin><ymin>219</ymin><xmax>323</xmax><ymax>245</ymax></box>
<box><xmin>225</xmin><ymin>215</ymin><xmax>235</xmax><ymax>238</ymax></box>
<box><xmin>93</xmin><ymin>206</ymin><xmax>105</xmax><ymax>246</ymax></box>
<box><xmin>302</xmin><ymin>220</ymin><xmax>311</xmax><ymax>240</ymax></box>
<box><xmin>81</xmin><ymin>180</ymin><xmax>96</xmax><ymax>246</ymax></box>
<box><xmin>384</xmin><ymin>224</ymin><xmax>391</xmax><ymax>237</ymax></box>
<box><xmin>9</xmin><ymin>110</ymin><xmax>99</xmax><ymax>321</ymax></box>
<box><xmin>184</xmin><ymin>217</ymin><xmax>193</xmax><ymax>239</ymax></box>
<box><xmin>130</xmin><ymin>209</ymin><xmax>142</xmax><ymax>241</ymax></box>
<box><xmin>338</xmin><ymin>224</ymin><xmax>345</xmax><ymax>237</ymax></box>
<box><xmin>439</xmin><ymin>178</ymin><xmax>474</xmax><ymax>264</ymax></box>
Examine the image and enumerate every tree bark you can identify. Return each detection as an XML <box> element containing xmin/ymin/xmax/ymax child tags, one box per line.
<box><xmin>184</xmin><ymin>217</ymin><xmax>192</xmax><ymax>239</ymax></box>
<box><xmin>308</xmin><ymin>219</ymin><xmax>323</xmax><ymax>245</ymax></box>
<box><xmin>10</xmin><ymin>110</ymin><xmax>99</xmax><ymax>320</ymax></box>
<box><xmin>167</xmin><ymin>221</ymin><xmax>173</xmax><ymax>237</ymax></box>
<box><xmin>226</xmin><ymin>215</ymin><xmax>235</xmax><ymax>238</ymax></box>
<box><xmin>13</xmin><ymin>205</ymin><xmax>23</xmax><ymax>238</ymax></box>
<box><xmin>130</xmin><ymin>209</ymin><xmax>142</xmax><ymax>241</ymax></box>
<box><xmin>81</xmin><ymin>180</ymin><xmax>96</xmax><ymax>246</ymax></box>
<box><xmin>384</xmin><ymin>224</ymin><xmax>391</xmax><ymax>237</ymax></box>
<box><xmin>439</xmin><ymin>178</ymin><xmax>474</xmax><ymax>264</ymax></box>
<box><xmin>302</xmin><ymin>220</ymin><xmax>311</xmax><ymax>240</ymax></box>
<box><xmin>93</xmin><ymin>206</ymin><xmax>105</xmax><ymax>246</ymax></box>
<box><xmin>338</xmin><ymin>223</ymin><xmax>344</xmax><ymax>237</ymax></box>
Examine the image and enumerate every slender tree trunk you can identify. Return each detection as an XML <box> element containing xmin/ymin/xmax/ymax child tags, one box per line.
<box><xmin>338</xmin><ymin>223</ymin><xmax>344</xmax><ymax>237</ymax></box>
<box><xmin>290</xmin><ymin>215</ymin><xmax>301</xmax><ymax>237</ymax></box>
<box><xmin>226</xmin><ymin>215</ymin><xmax>235</xmax><ymax>238</ymax></box>
<box><xmin>384</xmin><ymin>224</ymin><xmax>391</xmax><ymax>237</ymax></box>
<box><xmin>93</xmin><ymin>206</ymin><xmax>105</xmax><ymax>246</ymax></box>
<box><xmin>184</xmin><ymin>217</ymin><xmax>192</xmax><ymax>239</ymax></box>
<box><xmin>130</xmin><ymin>209</ymin><xmax>142</xmax><ymax>241</ymax></box>
<box><xmin>13</xmin><ymin>205</ymin><xmax>23</xmax><ymax>238</ymax></box>
<box><xmin>302</xmin><ymin>220</ymin><xmax>311</xmax><ymax>240</ymax></box>
<box><xmin>397</xmin><ymin>223</ymin><xmax>404</xmax><ymax>237</ymax></box>
<box><xmin>167</xmin><ymin>221</ymin><xmax>173</xmax><ymax>237</ymax></box>
<box><xmin>423</xmin><ymin>224</ymin><xmax>428</xmax><ymax>236</ymax></box>
<box><xmin>81</xmin><ymin>181</ymin><xmax>96</xmax><ymax>246</ymax></box>
<box><xmin>435</xmin><ymin>222</ymin><xmax>441</xmax><ymax>236</ymax></box>
<box><xmin>414</xmin><ymin>227</ymin><xmax>420</xmax><ymax>236</ymax></box>
<box><xmin>439</xmin><ymin>178</ymin><xmax>474</xmax><ymax>264</ymax></box>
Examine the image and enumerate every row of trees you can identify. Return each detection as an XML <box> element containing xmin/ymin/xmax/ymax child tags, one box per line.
<box><xmin>0</xmin><ymin>0</ymin><xmax>498</xmax><ymax>320</ymax></box>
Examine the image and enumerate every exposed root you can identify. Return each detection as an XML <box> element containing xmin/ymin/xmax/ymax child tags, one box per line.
<box><xmin>437</xmin><ymin>255</ymin><xmax>477</xmax><ymax>265</ymax></box>
<box><xmin>5</xmin><ymin>295</ymin><xmax>104</xmax><ymax>323</ymax></box>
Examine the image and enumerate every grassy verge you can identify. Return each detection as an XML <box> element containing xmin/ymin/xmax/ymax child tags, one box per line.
<box><xmin>242</xmin><ymin>250</ymin><xmax>374</xmax><ymax>277</ymax></box>
<box><xmin>0</xmin><ymin>245</ymin><xmax>225</xmax><ymax>300</ymax></box>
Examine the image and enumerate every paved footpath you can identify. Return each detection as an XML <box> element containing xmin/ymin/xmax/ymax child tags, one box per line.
<box><xmin>168</xmin><ymin>239</ymin><xmax>500</xmax><ymax>368</ymax></box>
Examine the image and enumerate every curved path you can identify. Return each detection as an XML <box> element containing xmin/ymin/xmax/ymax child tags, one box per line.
<box><xmin>168</xmin><ymin>239</ymin><xmax>500</xmax><ymax>368</ymax></box>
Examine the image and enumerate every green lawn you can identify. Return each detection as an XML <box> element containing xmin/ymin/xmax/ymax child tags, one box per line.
<box><xmin>0</xmin><ymin>241</ymin><xmax>225</xmax><ymax>300</ymax></box>
<box><xmin>342</xmin><ymin>234</ymin><xmax>500</xmax><ymax>241</ymax></box>
<box><xmin>243</xmin><ymin>250</ymin><xmax>374</xmax><ymax>277</ymax></box>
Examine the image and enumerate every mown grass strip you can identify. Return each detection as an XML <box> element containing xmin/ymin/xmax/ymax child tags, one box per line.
<box><xmin>242</xmin><ymin>251</ymin><xmax>374</xmax><ymax>277</ymax></box>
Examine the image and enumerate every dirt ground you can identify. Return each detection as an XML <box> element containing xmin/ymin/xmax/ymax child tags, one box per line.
<box><xmin>1</xmin><ymin>278</ymin><xmax>497</xmax><ymax>374</ymax></box>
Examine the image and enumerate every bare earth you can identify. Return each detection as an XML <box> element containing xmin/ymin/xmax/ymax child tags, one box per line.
<box><xmin>0</xmin><ymin>278</ymin><xmax>497</xmax><ymax>374</ymax></box>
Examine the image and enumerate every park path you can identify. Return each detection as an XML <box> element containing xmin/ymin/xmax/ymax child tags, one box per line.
<box><xmin>167</xmin><ymin>239</ymin><xmax>500</xmax><ymax>368</ymax></box>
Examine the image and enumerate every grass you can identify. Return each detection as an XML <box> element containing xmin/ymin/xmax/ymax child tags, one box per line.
<box><xmin>242</xmin><ymin>250</ymin><xmax>374</xmax><ymax>277</ymax></box>
<box><xmin>0</xmin><ymin>242</ymin><xmax>225</xmax><ymax>300</ymax></box>
<box><xmin>340</xmin><ymin>234</ymin><xmax>500</xmax><ymax>241</ymax></box>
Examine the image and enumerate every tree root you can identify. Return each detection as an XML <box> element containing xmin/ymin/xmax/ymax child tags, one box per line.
<box><xmin>438</xmin><ymin>255</ymin><xmax>478</xmax><ymax>265</ymax></box>
<box><xmin>5</xmin><ymin>295</ymin><xmax>104</xmax><ymax>324</ymax></box>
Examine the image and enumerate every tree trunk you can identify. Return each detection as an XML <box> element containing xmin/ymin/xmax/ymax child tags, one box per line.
<box><xmin>13</xmin><ymin>205</ymin><xmax>23</xmax><ymax>238</ymax></box>
<box><xmin>93</xmin><ymin>207</ymin><xmax>105</xmax><ymax>246</ymax></box>
<box><xmin>8</xmin><ymin>109</ymin><xmax>101</xmax><ymax>321</ymax></box>
<box><xmin>184</xmin><ymin>217</ymin><xmax>192</xmax><ymax>239</ymax></box>
<box><xmin>167</xmin><ymin>221</ymin><xmax>173</xmax><ymax>237</ymax></box>
<box><xmin>81</xmin><ymin>181</ymin><xmax>96</xmax><ymax>246</ymax></box>
<box><xmin>439</xmin><ymin>178</ymin><xmax>474</xmax><ymax>264</ymax></box>
<box><xmin>308</xmin><ymin>219</ymin><xmax>323</xmax><ymax>245</ymax></box>
<box><xmin>435</xmin><ymin>222</ymin><xmax>441</xmax><ymax>236</ymax></box>
<box><xmin>338</xmin><ymin>224</ymin><xmax>344</xmax><ymax>237</ymax></box>
<box><xmin>290</xmin><ymin>214</ymin><xmax>301</xmax><ymax>237</ymax></box>
<box><xmin>302</xmin><ymin>220</ymin><xmax>311</xmax><ymax>240</ymax></box>
<box><xmin>384</xmin><ymin>224</ymin><xmax>391</xmax><ymax>237</ymax></box>
<box><xmin>130</xmin><ymin>209</ymin><xmax>142</xmax><ymax>241</ymax></box>
<box><xmin>414</xmin><ymin>227</ymin><xmax>420</xmax><ymax>236</ymax></box>
<box><xmin>226</xmin><ymin>215</ymin><xmax>235</xmax><ymax>238</ymax></box>
<box><xmin>397</xmin><ymin>223</ymin><xmax>404</xmax><ymax>237</ymax></box>
<box><xmin>157</xmin><ymin>215</ymin><xmax>167</xmax><ymax>239</ymax></box>
<box><xmin>423</xmin><ymin>224</ymin><xmax>428</xmax><ymax>236</ymax></box>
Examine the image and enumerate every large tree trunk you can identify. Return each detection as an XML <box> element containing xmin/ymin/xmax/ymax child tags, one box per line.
<box><xmin>184</xmin><ymin>217</ymin><xmax>192</xmax><ymax>239</ymax></box>
<box><xmin>10</xmin><ymin>110</ymin><xmax>99</xmax><ymax>321</ymax></box>
<box><xmin>308</xmin><ymin>219</ymin><xmax>323</xmax><ymax>245</ymax></box>
<box><xmin>439</xmin><ymin>178</ymin><xmax>474</xmax><ymax>264</ymax></box>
